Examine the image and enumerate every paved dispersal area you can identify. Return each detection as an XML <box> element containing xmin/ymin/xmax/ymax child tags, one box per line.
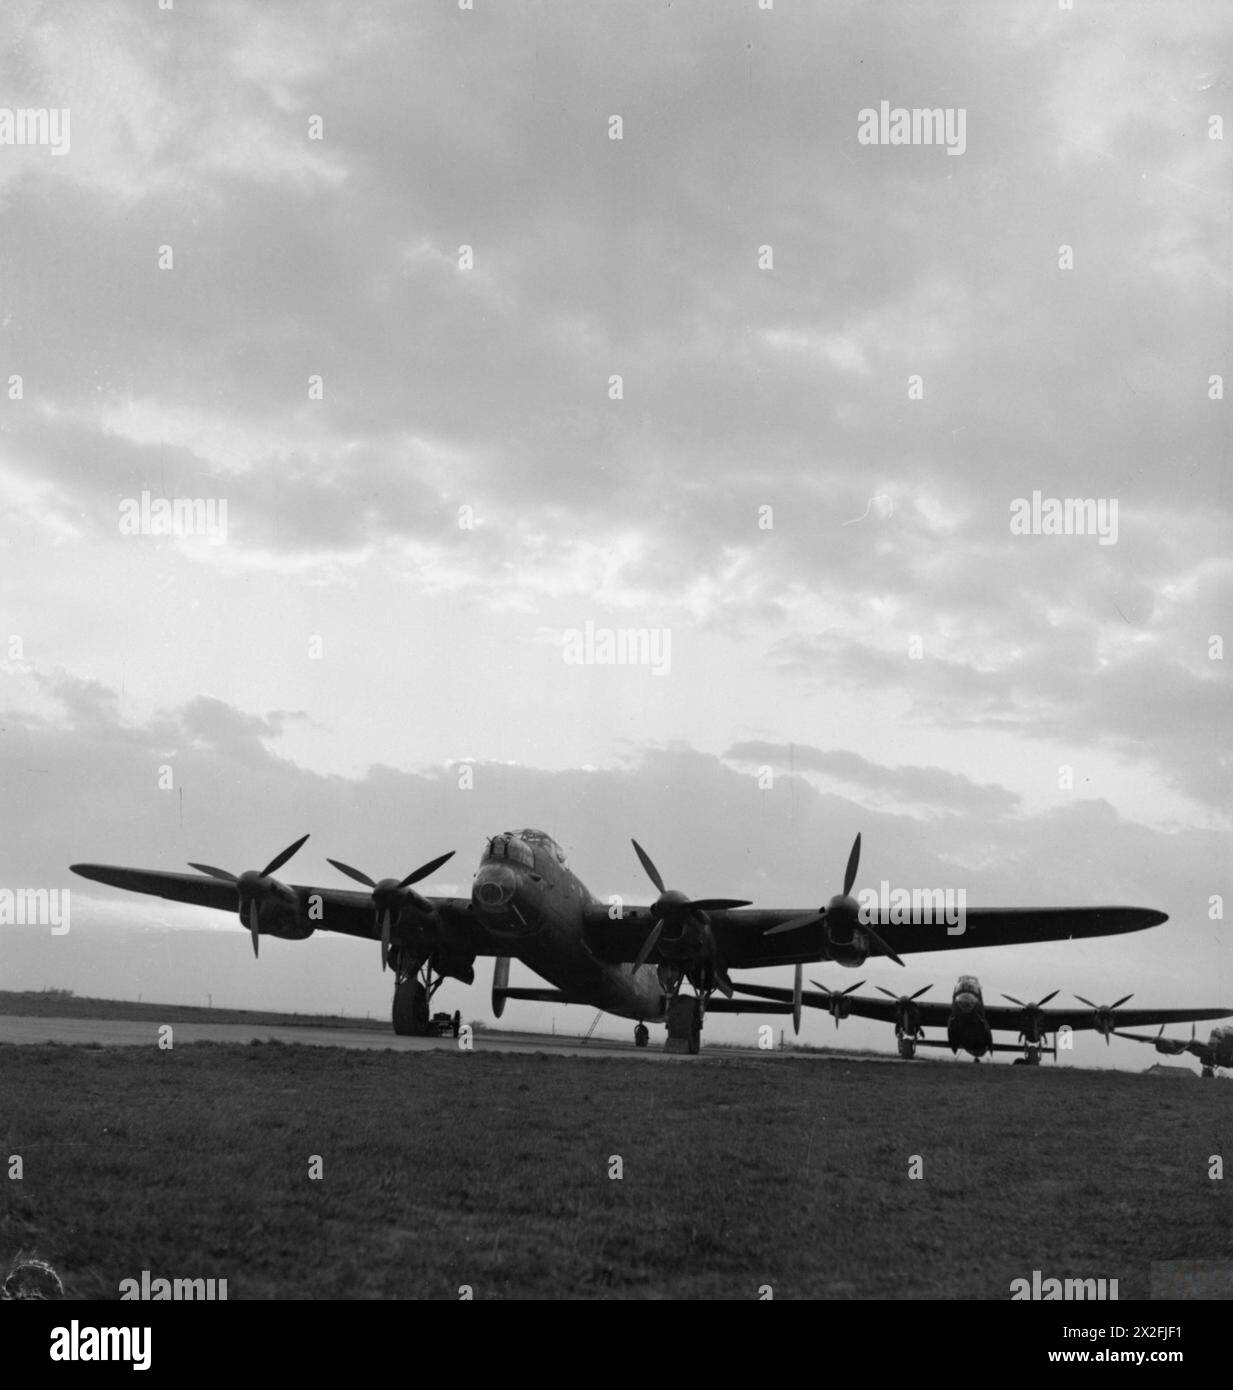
<box><xmin>0</xmin><ymin>1013</ymin><xmax>899</xmax><ymax>1063</ymax></box>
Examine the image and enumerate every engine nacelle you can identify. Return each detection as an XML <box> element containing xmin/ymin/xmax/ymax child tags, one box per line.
<box><xmin>238</xmin><ymin>878</ymin><xmax>312</xmax><ymax>941</ymax></box>
<box><xmin>261</xmin><ymin>920</ymin><xmax>316</xmax><ymax>942</ymax></box>
<box><xmin>823</xmin><ymin>895</ymin><xmax>869</xmax><ymax>967</ymax></box>
<box><xmin>825</xmin><ymin>923</ymin><xmax>870</xmax><ymax>968</ymax></box>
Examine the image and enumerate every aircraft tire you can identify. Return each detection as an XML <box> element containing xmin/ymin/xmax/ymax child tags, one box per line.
<box><xmin>392</xmin><ymin>979</ymin><xmax>430</xmax><ymax>1036</ymax></box>
<box><xmin>634</xmin><ymin>1024</ymin><xmax>650</xmax><ymax>1048</ymax></box>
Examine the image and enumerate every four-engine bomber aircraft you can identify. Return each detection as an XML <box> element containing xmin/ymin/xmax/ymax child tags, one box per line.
<box><xmin>1114</xmin><ymin>1023</ymin><xmax>1233</xmax><ymax>1078</ymax></box>
<box><xmin>734</xmin><ymin>973</ymin><xmax>1232</xmax><ymax>1066</ymax></box>
<box><xmin>72</xmin><ymin>828</ymin><xmax>1177</xmax><ymax>1054</ymax></box>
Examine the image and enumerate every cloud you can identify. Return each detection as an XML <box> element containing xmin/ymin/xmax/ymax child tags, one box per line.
<box><xmin>724</xmin><ymin>741</ymin><xmax>1022</xmax><ymax>815</ymax></box>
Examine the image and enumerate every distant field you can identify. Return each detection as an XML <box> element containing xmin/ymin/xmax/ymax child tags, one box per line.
<box><xmin>2</xmin><ymin>1043</ymin><xmax>1229</xmax><ymax>1299</ymax></box>
<box><xmin>0</xmin><ymin>990</ymin><xmax>388</xmax><ymax>1032</ymax></box>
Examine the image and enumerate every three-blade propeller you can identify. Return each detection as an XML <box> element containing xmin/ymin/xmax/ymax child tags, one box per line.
<box><xmin>1000</xmin><ymin>990</ymin><xmax>1059</xmax><ymax>1042</ymax></box>
<box><xmin>327</xmin><ymin>851</ymin><xmax>455</xmax><ymax>971</ymax></box>
<box><xmin>1074</xmin><ymin>992</ymin><xmax>1134</xmax><ymax>1044</ymax></box>
<box><xmin>876</xmin><ymin>984</ymin><xmax>933</xmax><ymax>1005</ymax></box>
<box><xmin>764</xmin><ymin>833</ymin><xmax>904</xmax><ymax>967</ymax></box>
<box><xmin>629</xmin><ymin>839</ymin><xmax>750</xmax><ymax>974</ymax></box>
<box><xmin>876</xmin><ymin>983</ymin><xmax>932</xmax><ymax>1035</ymax></box>
<box><xmin>808</xmin><ymin>977</ymin><xmax>867</xmax><ymax>1028</ymax></box>
<box><xmin>1002</xmin><ymin>990</ymin><xmax>1060</xmax><ymax>1011</ymax></box>
<box><xmin>188</xmin><ymin>834</ymin><xmax>310</xmax><ymax>959</ymax></box>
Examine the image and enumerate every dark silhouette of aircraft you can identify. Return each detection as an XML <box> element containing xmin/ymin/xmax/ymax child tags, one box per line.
<box><xmin>733</xmin><ymin>973</ymin><xmax>1230</xmax><ymax>1063</ymax></box>
<box><xmin>72</xmin><ymin>829</ymin><xmax>1175</xmax><ymax>1054</ymax></box>
<box><xmin>1115</xmin><ymin>1022</ymin><xmax>1233</xmax><ymax>1078</ymax></box>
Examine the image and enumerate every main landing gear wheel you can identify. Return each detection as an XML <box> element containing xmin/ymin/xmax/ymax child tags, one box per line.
<box><xmin>634</xmin><ymin>1023</ymin><xmax>650</xmax><ymax>1048</ymax></box>
<box><xmin>1202</xmin><ymin>1066</ymin><xmax>1215</xmax><ymax>1079</ymax></box>
<box><xmin>392</xmin><ymin>977</ymin><xmax>430</xmax><ymax>1036</ymax></box>
<box><xmin>664</xmin><ymin>995</ymin><xmax>704</xmax><ymax>1054</ymax></box>
<box><xmin>897</xmin><ymin>1037</ymin><xmax>917</xmax><ymax>1060</ymax></box>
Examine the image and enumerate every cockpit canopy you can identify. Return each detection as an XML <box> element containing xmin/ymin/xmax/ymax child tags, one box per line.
<box><xmin>485</xmin><ymin>833</ymin><xmax>535</xmax><ymax>869</ymax></box>
<box><xmin>512</xmin><ymin>828</ymin><xmax>567</xmax><ymax>865</ymax></box>
<box><xmin>484</xmin><ymin>829</ymin><xmax>567</xmax><ymax>870</ymax></box>
<box><xmin>953</xmin><ymin>974</ymin><xmax>981</xmax><ymax>999</ymax></box>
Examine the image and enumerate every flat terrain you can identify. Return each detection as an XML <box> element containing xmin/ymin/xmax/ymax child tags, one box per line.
<box><xmin>0</xmin><ymin>990</ymin><xmax>388</xmax><ymax>1032</ymax></box>
<box><xmin>2</xmin><ymin>1040</ymin><xmax>1229</xmax><ymax>1299</ymax></box>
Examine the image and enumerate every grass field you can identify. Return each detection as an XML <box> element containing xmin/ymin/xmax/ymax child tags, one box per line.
<box><xmin>0</xmin><ymin>989</ymin><xmax>389</xmax><ymax>1032</ymax></box>
<box><xmin>2</xmin><ymin>1041</ymin><xmax>1229</xmax><ymax>1299</ymax></box>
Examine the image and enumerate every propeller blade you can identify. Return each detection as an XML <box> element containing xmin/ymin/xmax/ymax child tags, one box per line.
<box><xmin>1110</xmin><ymin>993</ymin><xmax>1134</xmax><ymax>1010</ymax></box>
<box><xmin>910</xmin><ymin>985</ymin><xmax>933</xmax><ymax>1000</ymax></box>
<box><xmin>399</xmin><ymin>850</ymin><xmax>456</xmax><ymax>889</ymax></box>
<box><xmin>380</xmin><ymin>910</ymin><xmax>392</xmax><ymax>972</ymax></box>
<box><xmin>861</xmin><ymin>922</ymin><xmax>905</xmax><ymax>968</ymax></box>
<box><xmin>260</xmin><ymin>834</ymin><xmax>310</xmax><ymax>879</ymax></box>
<box><xmin>630</xmin><ymin>839</ymin><xmax>666</xmax><ymax>895</ymax></box>
<box><xmin>188</xmin><ymin>863</ymin><xmax>238</xmax><ymax>882</ymax></box>
<box><xmin>248</xmin><ymin>900</ymin><xmax>260</xmax><ymax>958</ymax></box>
<box><xmin>792</xmin><ymin>964</ymin><xmax>803</xmax><ymax>1036</ymax></box>
<box><xmin>876</xmin><ymin>985</ymin><xmax>899</xmax><ymax>1000</ymax></box>
<box><xmin>327</xmin><ymin>859</ymin><xmax>377</xmax><ymax>889</ymax></box>
<box><xmin>1074</xmin><ymin>995</ymin><xmax>1098</xmax><ymax>1010</ymax></box>
<box><xmin>688</xmin><ymin>897</ymin><xmax>752</xmax><ymax>913</ymax></box>
<box><xmin>633</xmin><ymin>918</ymin><xmax>665</xmax><ymax>971</ymax></box>
<box><xmin>841</xmin><ymin>980</ymin><xmax>866</xmax><ymax>996</ymax></box>
<box><xmin>1036</xmin><ymin>990</ymin><xmax>1060</xmax><ymax>1007</ymax></box>
<box><xmin>1002</xmin><ymin>994</ymin><xmax>1028</xmax><ymax>1007</ymax></box>
<box><xmin>764</xmin><ymin>910</ymin><xmax>826</xmax><ymax>937</ymax></box>
<box><xmin>842</xmin><ymin>832</ymin><xmax>862</xmax><ymax>897</ymax></box>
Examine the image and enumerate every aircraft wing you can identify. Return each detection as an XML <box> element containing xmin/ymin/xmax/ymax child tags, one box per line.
<box><xmin>986</xmin><ymin>1003</ymin><xmax>1232</xmax><ymax>1033</ymax></box>
<box><xmin>733</xmin><ymin>982</ymin><xmax>1232</xmax><ymax>1035</ymax></box>
<box><xmin>69</xmin><ymin>863</ymin><xmax>499</xmax><ymax>954</ymax></box>
<box><xmin>731</xmin><ymin>982</ymin><xmax>954</xmax><ymax>1028</ymax></box>
<box><xmin>584</xmin><ymin>904</ymin><xmax>1169</xmax><ymax>970</ymax></box>
<box><xmin>1112</xmin><ymin>1029</ymin><xmax>1212</xmax><ymax>1060</ymax></box>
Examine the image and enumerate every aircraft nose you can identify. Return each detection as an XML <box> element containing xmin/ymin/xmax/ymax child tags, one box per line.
<box><xmin>955</xmin><ymin>993</ymin><xmax>976</xmax><ymax>1014</ymax></box>
<box><xmin>473</xmin><ymin>864</ymin><xmax>517</xmax><ymax>913</ymax></box>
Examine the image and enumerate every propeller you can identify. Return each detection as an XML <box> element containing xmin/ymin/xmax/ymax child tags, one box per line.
<box><xmin>629</xmin><ymin>839</ymin><xmax>751</xmax><ymax>980</ymax></box>
<box><xmin>327</xmin><ymin>851</ymin><xmax>455</xmax><ymax>970</ymax></box>
<box><xmin>792</xmin><ymin>963</ymin><xmax>803</xmax><ymax>1036</ymax></box>
<box><xmin>876</xmin><ymin>983</ymin><xmax>932</xmax><ymax>1034</ymax></box>
<box><xmin>764</xmin><ymin>833</ymin><xmax>905</xmax><ymax>967</ymax></box>
<box><xmin>188</xmin><ymin>834</ymin><xmax>310</xmax><ymax>958</ymax></box>
<box><xmin>1001</xmin><ymin>990</ymin><xmax>1060</xmax><ymax>1042</ymax></box>
<box><xmin>1150</xmin><ymin>1022</ymin><xmax>1194</xmax><ymax>1056</ymax></box>
<box><xmin>1074</xmin><ymin>992</ymin><xmax>1134</xmax><ymax>1044</ymax></box>
<box><xmin>807</xmin><ymin>977</ymin><xmax>866</xmax><ymax>1028</ymax></box>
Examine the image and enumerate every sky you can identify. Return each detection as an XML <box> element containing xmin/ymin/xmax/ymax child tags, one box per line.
<box><xmin>1</xmin><ymin>0</ymin><xmax>1230</xmax><ymax>1069</ymax></box>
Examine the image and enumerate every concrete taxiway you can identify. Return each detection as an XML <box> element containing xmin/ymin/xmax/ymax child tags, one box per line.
<box><xmin>0</xmin><ymin>1013</ymin><xmax>894</xmax><ymax>1063</ymax></box>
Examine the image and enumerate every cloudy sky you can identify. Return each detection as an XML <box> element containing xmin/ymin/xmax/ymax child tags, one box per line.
<box><xmin>2</xmin><ymin>0</ymin><xmax>1230</xmax><ymax>1066</ymax></box>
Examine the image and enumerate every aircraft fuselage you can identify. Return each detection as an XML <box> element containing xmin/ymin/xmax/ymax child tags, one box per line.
<box><xmin>471</xmin><ymin>829</ymin><xmax>667</xmax><ymax>1022</ymax></box>
<box><xmin>947</xmin><ymin>974</ymin><xmax>994</xmax><ymax>1058</ymax></box>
